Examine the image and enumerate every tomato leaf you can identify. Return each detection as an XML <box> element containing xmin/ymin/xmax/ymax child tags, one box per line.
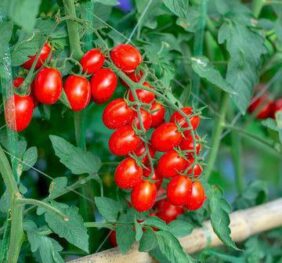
<box><xmin>22</xmin><ymin>146</ymin><xmax>38</xmax><ymax>171</ymax></box>
<box><xmin>163</xmin><ymin>0</ymin><xmax>189</xmax><ymax>18</ymax></box>
<box><xmin>48</xmin><ymin>177</ymin><xmax>68</xmax><ymax>199</ymax></box>
<box><xmin>168</xmin><ymin>220</ymin><xmax>193</xmax><ymax>237</ymax></box>
<box><xmin>139</xmin><ymin>228</ymin><xmax>157</xmax><ymax>252</ymax></box>
<box><xmin>92</xmin><ymin>0</ymin><xmax>117</xmax><ymax>6</ymax></box>
<box><xmin>49</xmin><ymin>135</ymin><xmax>101</xmax><ymax>175</ymax></box>
<box><xmin>209</xmin><ymin>185</ymin><xmax>238</xmax><ymax>250</ymax></box>
<box><xmin>144</xmin><ymin>216</ymin><xmax>169</xmax><ymax>231</ymax></box>
<box><xmin>95</xmin><ymin>197</ymin><xmax>122</xmax><ymax>222</ymax></box>
<box><xmin>262</xmin><ymin>112</ymin><xmax>282</xmax><ymax>143</ymax></box>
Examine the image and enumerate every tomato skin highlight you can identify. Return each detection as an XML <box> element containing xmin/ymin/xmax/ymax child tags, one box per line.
<box><xmin>80</xmin><ymin>48</ymin><xmax>105</xmax><ymax>74</ymax></box>
<box><xmin>150</xmin><ymin>101</ymin><xmax>165</xmax><ymax>128</ymax></box>
<box><xmin>34</xmin><ymin>67</ymin><xmax>63</xmax><ymax>104</ymax></box>
<box><xmin>170</xmin><ymin>107</ymin><xmax>200</xmax><ymax>131</ymax></box>
<box><xmin>64</xmin><ymin>75</ymin><xmax>91</xmax><ymax>111</ymax></box>
<box><xmin>5</xmin><ymin>95</ymin><xmax>34</xmax><ymax>132</ymax></box>
<box><xmin>111</xmin><ymin>44</ymin><xmax>142</xmax><ymax>73</ymax></box>
<box><xmin>151</xmin><ymin>122</ymin><xmax>183</xmax><ymax>152</ymax></box>
<box><xmin>109</xmin><ymin>125</ymin><xmax>141</xmax><ymax>156</ymax></box>
<box><xmin>114</xmin><ymin>157</ymin><xmax>143</xmax><ymax>189</ymax></box>
<box><xmin>103</xmin><ymin>98</ymin><xmax>135</xmax><ymax>129</ymax></box>
<box><xmin>91</xmin><ymin>68</ymin><xmax>118</xmax><ymax>104</ymax></box>
<box><xmin>13</xmin><ymin>77</ymin><xmax>25</xmax><ymax>88</ymax></box>
<box><xmin>22</xmin><ymin>43</ymin><xmax>52</xmax><ymax>70</ymax></box>
<box><xmin>131</xmin><ymin>181</ymin><xmax>157</xmax><ymax>212</ymax></box>
<box><xmin>132</xmin><ymin>108</ymin><xmax>152</xmax><ymax>130</ymax></box>
<box><xmin>186</xmin><ymin>181</ymin><xmax>206</xmax><ymax>210</ymax></box>
<box><xmin>157</xmin><ymin>150</ymin><xmax>189</xmax><ymax>178</ymax></box>
<box><xmin>155</xmin><ymin>199</ymin><xmax>184</xmax><ymax>223</ymax></box>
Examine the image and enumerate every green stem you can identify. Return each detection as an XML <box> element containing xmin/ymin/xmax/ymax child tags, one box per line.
<box><xmin>74</xmin><ymin>112</ymin><xmax>86</xmax><ymax>150</ymax></box>
<box><xmin>205</xmin><ymin>93</ymin><xmax>229</xmax><ymax>179</ymax></box>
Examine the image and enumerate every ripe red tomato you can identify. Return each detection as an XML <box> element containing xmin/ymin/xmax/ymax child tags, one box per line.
<box><xmin>150</xmin><ymin>101</ymin><xmax>165</xmax><ymax>128</ymax></box>
<box><xmin>114</xmin><ymin>157</ymin><xmax>142</xmax><ymax>189</ymax></box>
<box><xmin>157</xmin><ymin>150</ymin><xmax>189</xmax><ymax>178</ymax></box>
<box><xmin>91</xmin><ymin>68</ymin><xmax>118</xmax><ymax>104</ymax></box>
<box><xmin>110</xmin><ymin>44</ymin><xmax>142</xmax><ymax>73</ymax></box>
<box><xmin>13</xmin><ymin>77</ymin><xmax>25</xmax><ymax>88</ymax></box>
<box><xmin>131</xmin><ymin>181</ymin><xmax>157</xmax><ymax>212</ymax></box>
<box><xmin>186</xmin><ymin>181</ymin><xmax>206</xmax><ymax>210</ymax></box>
<box><xmin>151</xmin><ymin>122</ymin><xmax>183</xmax><ymax>152</ymax></box>
<box><xmin>155</xmin><ymin>199</ymin><xmax>184</xmax><ymax>223</ymax></box>
<box><xmin>80</xmin><ymin>48</ymin><xmax>105</xmax><ymax>74</ymax></box>
<box><xmin>132</xmin><ymin>142</ymin><xmax>155</xmax><ymax>163</ymax></box>
<box><xmin>170</xmin><ymin>107</ymin><xmax>200</xmax><ymax>131</ymax></box>
<box><xmin>22</xmin><ymin>43</ymin><xmax>52</xmax><ymax>70</ymax></box>
<box><xmin>248</xmin><ymin>95</ymin><xmax>272</xmax><ymax>119</ymax></box>
<box><xmin>5</xmin><ymin>95</ymin><xmax>34</xmax><ymax>132</ymax></box>
<box><xmin>109</xmin><ymin>231</ymin><xmax>117</xmax><ymax>247</ymax></box>
<box><xmin>103</xmin><ymin>98</ymin><xmax>135</xmax><ymax>129</ymax></box>
<box><xmin>144</xmin><ymin>168</ymin><xmax>162</xmax><ymax>189</ymax></box>
<box><xmin>180</xmin><ymin>134</ymin><xmax>201</xmax><ymax>155</ymax></box>
<box><xmin>64</xmin><ymin>75</ymin><xmax>91</xmax><ymax>111</ymax></box>
<box><xmin>109</xmin><ymin>125</ymin><xmax>141</xmax><ymax>156</ymax></box>
<box><xmin>34</xmin><ymin>67</ymin><xmax>62</xmax><ymax>104</ymax></box>
<box><xmin>121</xmin><ymin>70</ymin><xmax>143</xmax><ymax>88</ymax></box>
<box><xmin>167</xmin><ymin>175</ymin><xmax>192</xmax><ymax>206</ymax></box>
<box><xmin>189</xmin><ymin>164</ymin><xmax>203</xmax><ymax>178</ymax></box>
<box><xmin>132</xmin><ymin>108</ymin><xmax>152</xmax><ymax>130</ymax></box>
<box><xmin>271</xmin><ymin>98</ymin><xmax>282</xmax><ymax>117</ymax></box>
<box><xmin>128</xmin><ymin>82</ymin><xmax>155</xmax><ymax>104</ymax></box>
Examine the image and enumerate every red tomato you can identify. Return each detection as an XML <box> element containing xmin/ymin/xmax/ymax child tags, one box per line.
<box><xmin>110</xmin><ymin>44</ymin><xmax>142</xmax><ymax>73</ymax></box>
<box><xmin>34</xmin><ymin>67</ymin><xmax>63</xmax><ymax>104</ymax></box>
<box><xmin>170</xmin><ymin>107</ymin><xmax>200</xmax><ymax>131</ymax></box>
<box><xmin>109</xmin><ymin>231</ymin><xmax>117</xmax><ymax>247</ymax></box>
<box><xmin>132</xmin><ymin>142</ymin><xmax>155</xmax><ymax>163</ymax></box>
<box><xmin>13</xmin><ymin>77</ymin><xmax>25</xmax><ymax>88</ymax></box>
<box><xmin>132</xmin><ymin>108</ymin><xmax>152</xmax><ymax>130</ymax></box>
<box><xmin>91</xmin><ymin>68</ymin><xmax>118</xmax><ymax>104</ymax></box>
<box><xmin>5</xmin><ymin>95</ymin><xmax>34</xmax><ymax>132</ymax></box>
<box><xmin>109</xmin><ymin>125</ymin><xmax>141</xmax><ymax>156</ymax></box>
<box><xmin>80</xmin><ymin>48</ymin><xmax>105</xmax><ymax>74</ymax></box>
<box><xmin>114</xmin><ymin>157</ymin><xmax>142</xmax><ymax>189</ymax></box>
<box><xmin>248</xmin><ymin>95</ymin><xmax>272</xmax><ymax>119</ymax></box>
<box><xmin>64</xmin><ymin>75</ymin><xmax>91</xmax><ymax>111</ymax></box>
<box><xmin>103</xmin><ymin>98</ymin><xmax>135</xmax><ymax>129</ymax></box>
<box><xmin>131</xmin><ymin>181</ymin><xmax>157</xmax><ymax>212</ymax></box>
<box><xmin>22</xmin><ymin>43</ymin><xmax>52</xmax><ymax>70</ymax></box>
<box><xmin>121</xmin><ymin>70</ymin><xmax>143</xmax><ymax>88</ymax></box>
<box><xmin>144</xmin><ymin>168</ymin><xmax>162</xmax><ymax>189</ymax></box>
<box><xmin>271</xmin><ymin>98</ymin><xmax>282</xmax><ymax>118</ymax></box>
<box><xmin>189</xmin><ymin>164</ymin><xmax>203</xmax><ymax>178</ymax></box>
<box><xmin>157</xmin><ymin>150</ymin><xmax>190</xmax><ymax>178</ymax></box>
<box><xmin>151</xmin><ymin>122</ymin><xmax>183</xmax><ymax>152</ymax></box>
<box><xmin>150</xmin><ymin>101</ymin><xmax>165</xmax><ymax>128</ymax></box>
<box><xmin>128</xmin><ymin>82</ymin><xmax>155</xmax><ymax>104</ymax></box>
<box><xmin>167</xmin><ymin>175</ymin><xmax>192</xmax><ymax>206</ymax></box>
<box><xmin>186</xmin><ymin>181</ymin><xmax>206</xmax><ymax>210</ymax></box>
<box><xmin>180</xmin><ymin>134</ymin><xmax>202</xmax><ymax>155</ymax></box>
<box><xmin>155</xmin><ymin>199</ymin><xmax>184</xmax><ymax>223</ymax></box>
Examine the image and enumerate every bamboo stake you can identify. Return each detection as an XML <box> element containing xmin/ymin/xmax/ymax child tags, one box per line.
<box><xmin>70</xmin><ymin>198</ymin><xmax>282</xmax><ymax>263</ymax></box>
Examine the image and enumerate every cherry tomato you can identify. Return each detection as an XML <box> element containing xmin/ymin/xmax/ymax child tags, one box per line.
<box><xmin>180</xmin><ymin>134</ymin><xmax>201</xmax><ymax>155</ymax></box>
<box><xmin>186</xmin><ymin>181</ymin><xmax>206</xmax><ymax>210</ymax></box>
<box><xmin>150</xmin><ymin>101</ymin><xmax>165</xmax><ymax>128</ymax></box>
<box><xmin>115</xmin><ymin>157</ymin><xmax>143</xmax><ymax>189</ymax></box>
<box><xmin>91</xmin><ymin>68</ymin><xmax>118</xmax><ymax>104</ymax></box>
<box><xmin>132</xmin><ymin>108</ymin><xmax>152</xmax><ymax>130</ymax></box>
<box><xmin>22</xmin><ymin>43</ymin><xmax>52</xmax><ymax>70</ymax></box>
<box><xmin>64</xmin><ymin>75</ymin><xmax>91</xmax><ymax>111</ymax></box>
<box><xmin>170</xmin><ymin>107</ymin><xmax>200</xmax><ymax>131</ymax></box>
<box><xmin>167</xmin><ymin>175</ymin><xmax>192</xmax><ymax>206</ymax></box>
<box><xmin>271</xmin><ymin>98</ymin><xmax>282</xmax><ymax>118</ymax></box>
<box><xmin>189</xmin><ymin>164</ymin><xmax>203</xmax><ymax>178</ymax></box>
<box><xmin>151</xmin><ymin>122</ymin><xmax>183</xmax><ymax>152</ymax></box>
<box><xmin>34</xmin><ymin>67</ymin><xmax>62</xmax><ymax>104</ymax></box>
<box><xmin>128</xmin><ymin>82</ymin><xmax>155</xmax><ymax>104</ymax></box>
<box><xmin>248</xmin><ymin>95</ymin><xmax>272</xmax><ymax>119</ymax></box>
<box><xmin>80</xmin><ymin>48</ymin><xmax>105</xmax><ymax>74</ymax></box>
<box><xmin>131</xmin><ymin>181</ymin><xmax>157</xmax><ymax>212</ymax></box>
<box><xmin>157</xmin><ymin>150</ymin><xmax>189</xmax><ymax>178</ymax></box>
<box><xmin>13</xmin><ymin>77</ymin><xmax>25</xmax><ymax>88</ymax></box>
<box><xmin>109</xmin><ymin>231</ymin><xmax>117</xmax><ymax>247</ymax></box>
<box><xmin>110</xmin><ymin>44</ymin><xmax>142</xmax><ymax>73</ymax></box>
<box><xmin>103</xmin><ymin>98</ymin><xmax>135</xmax><ymax>129</ymax></box>
<box><xmin>132</xmin><ymin>142</ymin><xmax>155</xmax><ymax>163</ymax></box>
<box><xmin>144</xmin><ymin>168</ymin><xmax>162</xmax><ymax>189</ymax></box>
<box><xmin>155</xmin><ymin>199</ymin><xmax>184</xmax><ymax>224</ymax></box>
<box><xmin>121</xmin><ymin>70</ymin><xmax>143</xmax><ymax>88</ymax></box>
<box><xmin>109</xmin><ymin>125</ymin><xmax>141</xmax><ymax>156</ymax></box>
<box><xmin>5</xmin><ymin>95</ymin><xmax>34</xmax><ymax>132</ymax></box>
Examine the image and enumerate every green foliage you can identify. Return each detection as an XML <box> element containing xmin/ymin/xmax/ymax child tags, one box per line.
<box><xmin>168</xmin><ymin>219</ymin><xmax>193</xmax><ymax>237</ymax></box>
<box><xmin>163</xmin><ymin>0</ymin><xmax>189</xmax><ymax>18</ymax></box>
<box><xmin>48</xmin><ymin>177</ymin><xmax>68</xmax><ymax>199</ymax></box>
<box><xmin>139</xmin><ymin>228</ymin><xmax>157</xmax><ymax>252</ymax></box>
<box><xmin>95</xmin><ymin>197</ymin><xmax>123</xmax><ymax>222</ymax></box>
<box><xmin>22</xmin><ymin>146</ymin><xmax>38</xmax><ymax>171</ymax></box>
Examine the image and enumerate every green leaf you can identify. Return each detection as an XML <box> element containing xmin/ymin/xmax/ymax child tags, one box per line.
<box><xmin>144</xmin><ymin>216</ymin><xmax>169</xmax><ymax>231</ymax></box>
<box><xmin>42</xmin><ymin>201</ymin><xmax>89</xmax><ymax>252</ymax></box>
<box><xmin>0</xmin><ymin>21</ymin><xmax>13</xmax><ymax>57</ymax></box>
<box><xmin>134</xmin><ymin>220</ymin><xmax>143</xmax><ymax>242</ymax></box>
<box><xmin>92</xmin><ymin>0</ymin><xmax>117</xmax><ymax>6</ymax></box>
<box><xmin>155</xmin><ymin>231</ymin><xmax>193</xmax><ymax>263</ymax></box>
<box><xmin>22</xmin><ymin>147</ymin><xmax>38</xmax><ymax>171</ymax></box>
<box><xmin>25</xmin><ymin>221</ymin><xmax>64</xmax><ymax>263</ymax></box>
<box><xmin>163</xmin><ymin>0</ymin><xmax>189</xmax><ymax>18</ymax></box>
<box><xmin>209</xmin><ymin>186</ymin><xmax>237</xmax><ymax>250</ymax></box>
<box><xmin>48</xmin><ymin>177</ymin><xmax>68</xmax><ymax>199</ymax></box>
<box><xmin>168</xmin><ymin>220</ymin><xmax>193</xmax><ymax>237</ymax></box>
<box><xmin>191</xmin><ymin>56</ymin><xmax>235</xmax><ymax>94</ymax></box>
<box><xmin>139</xmin><ymin>228</ymin><xmax>157</xmax><ymax>252</ymax></box>
<box><xmin>9</xmin><ymin>0</ymin><xmax>42</xmax><ymax>32</ymax></box>
<box><xmin>49</xmin><ymin>135</ymin><xmax>101</xmax><ymax>175</ymax></box>
<box><xmin>95</xmin><ymin>197</ymin><xmax>122</xmax><ymax>222</ymax></box>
